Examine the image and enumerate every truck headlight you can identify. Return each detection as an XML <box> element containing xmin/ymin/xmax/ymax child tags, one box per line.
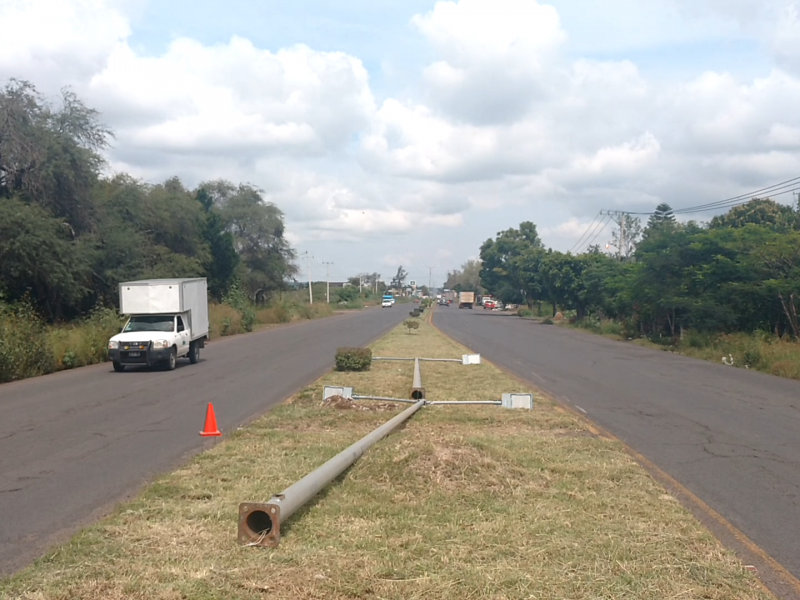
<box><xmin>152</xmin><ymin>339</ymin><xmax>169</xmax><ymax>349</ymax></box>
<box><xmin>108</xmin><ymin>340</ymin><xmax>119</xmax><ymax>350</ymax></box>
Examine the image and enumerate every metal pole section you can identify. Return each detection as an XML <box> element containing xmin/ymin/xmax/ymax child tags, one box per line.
<box><xmin>372</xmin><ymin>356</ymin><xmax>461</xmax><ymax>363</ymax></box>
<box><xmin>410</xmin><ymin>357</ymin><xmax>425</xmax><ymax>400</ymax></box>
<box><xmin>306</xmin><ymin>253</ymin><xmax>313</xmax><ymax>304</ymax></box>
<box><xmin>238</xmin><ymin>399</ymin><xmax>425</xmax><ymax>547</ymax></box>
<box><xmin>427</xmin><ymin>401</ymin><xmax>502</xmax><ymax>405</ymax></box>
<box><xmin>419</xmin><ymin>358</ymin><xmax>462</xmax><ymax>363</ymax></box>
<box><xmin>323</xmin><ymin>261</ymin><xmax>333</xmax><ymax>304</ymax></box>
<box><xmin>352</xmin><ymin>395</ymin><xmax>418</xmax><ymax>404</ymax></box>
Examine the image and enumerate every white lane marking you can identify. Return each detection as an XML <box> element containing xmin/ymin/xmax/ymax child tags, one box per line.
<box><xmin>575</xmin><ymin>405</ymin><xmax>587</xmax><ymax>414</ymax></box>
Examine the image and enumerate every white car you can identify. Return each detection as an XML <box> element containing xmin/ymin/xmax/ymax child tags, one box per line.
<box><xmin>382</xmin><ymin>298</ymin><xmax>393</xmax><ymax>307</ymax></box>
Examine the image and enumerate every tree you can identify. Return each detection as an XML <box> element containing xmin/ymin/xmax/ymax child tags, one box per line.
<box><xmin>444</xmin><ymin>259</ymin><xmax>483</xmax><ymax>292</ymax></box>
<box><xmin>391</xmin><ymin>266</ymin><xmax>408</xmax><ymax>290</ymax></box>
<box><xmin>200</xmin><ymin>180</ymin><xmax>297</xmax><ymax>303</ymax></box>
<box><xmin>647</xmin><ymin>203</ymin><xmax>676</xmax><ymax>230</ymax></box>
<box><xmin>196</xmin><ymin>188</ymin><xmax>238</xmax><ymax>300</ymax></box>
<box><xmin>480</xmin><ymin>221</ymin><xmax>544</xmax><ymax>304</ymax></box>
<box><xmin>0</xmin><ymin>197</ymin><xmax>89</xmax><ymax>320</ymax></box>
<box><xmin>607</xmin><ymin>214</ymin><xmax>642</xmax><ymax>260</ymax></box>
<box><xmin>0</xmin><ymin>80</ymin><xmax>111</xmax><ymax>234</ymax></box>
<box><xmin>709</xmin><ymin>197</ymin><xmax>796</xmax><ymax>232</ymax></box>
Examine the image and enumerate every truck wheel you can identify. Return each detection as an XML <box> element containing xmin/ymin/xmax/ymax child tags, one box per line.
<box><xmin>113</xmin><ymin>361</ymin><xmax>125</xmax><ymax>373</ymax></box>
<box><xmin>166</xmin><ymin>348</ymin><xmax>177</xmax><ymax>371</ymax></box>
<box><xmin>189</xmin><ymin>341</ymin><xmax>200</xmax><ymax>364</ymax></box>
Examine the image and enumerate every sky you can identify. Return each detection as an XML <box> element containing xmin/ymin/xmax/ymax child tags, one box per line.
<box><xmin>2</xmin><ymin>0</ymin><xmax>800</xmax><ymax>287</ymax></box>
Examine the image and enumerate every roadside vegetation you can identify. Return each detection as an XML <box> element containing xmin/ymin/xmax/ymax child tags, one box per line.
<box><xmin>0</xmin><ymin>80</ymin><xmax>393</xmax><ymax>384</ymax></box>
<box><xmin>474</xmin><ymin>200</ymin><xmax>800</xmax><ymax>380</ymax></box>
<box><xmin>0</xmin><ymin>318</ymin><xmax>770</xmax><ymax>599</ymax></box>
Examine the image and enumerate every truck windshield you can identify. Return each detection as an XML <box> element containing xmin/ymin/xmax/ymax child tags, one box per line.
<box><xmin>123</xmin><ymin>316</ymin><xmax>174</xmax><ymax>333</ymax></box>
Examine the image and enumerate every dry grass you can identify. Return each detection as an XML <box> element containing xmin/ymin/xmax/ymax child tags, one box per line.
<box><xmin>0</xmin><ymin>319</ymin><xmax>772</xmax><ymax>600</ymax></box>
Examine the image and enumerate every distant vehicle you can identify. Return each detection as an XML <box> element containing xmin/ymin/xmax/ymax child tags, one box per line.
<box><xmin>438</xmin><ymin>298</ymin><xmax>449</xmax><ymax>306</ymax></box>
<box><xmin>458</xmin><ymin>291</ymin><xmax>475</xmax><ymax>309</ymax></box>
<box><xmin>382</xmin><ymin>294</ymin><xmax>394</xmax><ymax>308</ymax></box>
<box><xmin>108</xmin><ymin>278</ymin><xmax>209</xmax><ymax>372</ymax></box>
<box><xmin>483</xmin><ymin>300</ymin><xmax>496</xmax><ymax>310</ymax></box>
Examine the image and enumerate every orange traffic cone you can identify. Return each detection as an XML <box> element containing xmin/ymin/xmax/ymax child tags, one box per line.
<box><xmin>200</xmin><ymin>403</ymin><xmax>222</xmax><ymax>437</ymax></box>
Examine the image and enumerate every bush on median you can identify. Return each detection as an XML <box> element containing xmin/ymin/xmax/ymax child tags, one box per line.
<box><xmin>335</xmin><ymin>347</ymin><xmax>373</xmax><ymax>371</ymax></box>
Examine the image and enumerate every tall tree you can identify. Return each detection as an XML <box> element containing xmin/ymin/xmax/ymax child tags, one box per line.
<box><xmin>480</xmin><ymin>221</ymin><xmax>544</xmax><ymax>303</ymax></box>
<box><xmin>444</xmin><ymin>259</ymin><xmax>483</xmax><ymax>292</ymax></box>
<box><xmin>709</xmin><ymin>197</ymin><xmax>796</xmax><ymax>232</ymax></box>
<box><xmin>196</xmin><ymin>188</ymin><xmax>238</xmax><ymax>300</ymax></box>
<box><xmin>200</xmin><ymin>180</ymin><xmax>297</xmax><ymax>303</ymax></box>
<box><xmin>646</xmin><ymin>202</ymin><xmax>677</xmax><ymax>231</ymax></box>
<box><xmin>391</xmin><ymin>266</ymin><xmax>408</xmax><ymax>290</ymax></box>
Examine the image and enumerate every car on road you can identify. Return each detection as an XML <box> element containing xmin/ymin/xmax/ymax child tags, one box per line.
<box><xmin>438</xmin><ymin>299</ymin><xmax>449</xmax><ymax>306</ymax></box>
<box><xmin>483</xmin><ymin>300</ymin><xmax>496</xmax><ymax>310</ymax></box>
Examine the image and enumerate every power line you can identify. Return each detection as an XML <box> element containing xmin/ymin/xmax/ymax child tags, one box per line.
<box><xmin>569</xmin><ymin>211</ymin><xmax>602</xmax><ymax>254</ymax></box>
<box><xmin>581</xmin><ymin>215</ymin><xmax>611</xmax><ymax>253</ymax></box>
<box><xmin>621</xmin><ymin>176</ymin><xmax>800</xmax><ymax>216</ymax></box>
<box><xmin>573</xmin><ymin>214</ymin><xmax>610</xmax><ymax>254</ymax></box>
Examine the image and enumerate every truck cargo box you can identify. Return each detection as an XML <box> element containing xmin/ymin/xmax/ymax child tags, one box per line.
<box><xmin>119</xmin><ymin>278</ymin><xmax>209</xmax><ymax>341</ymax></box>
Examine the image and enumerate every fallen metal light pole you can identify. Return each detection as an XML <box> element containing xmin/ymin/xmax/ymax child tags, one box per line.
<box><xmin>411</xmin><ymin>357</ymin><xmax>425</xmax><ymax>399</ymax></box>
<box><xmin>426</xmin><ymin>400</ymin><xmax>502</xmax><ymax>405</ymax></box>
<box><xmin>373</xmin><ymin>356</ymin><xmax>462</xmax><ymax>363</ymax></box>
<box><xmin>353</xmin><ymin>394</ymin><xmax>418</xmax><ymax>404</ymax></box>
<box><xmin>238</xmin><ymin>399</ymin><xmax>425</xmax><ymax>547</ymax></box>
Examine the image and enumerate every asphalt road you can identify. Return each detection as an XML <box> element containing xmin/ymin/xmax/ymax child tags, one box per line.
<box><xmin>435</xmin><ymin>308</ymin><xmax>800</xmax><ymax>598</ymax></box>
<box><xmin>0</xmin><ymin>307</ymin><xmax>408</xmax><ymax>577</ymax></box>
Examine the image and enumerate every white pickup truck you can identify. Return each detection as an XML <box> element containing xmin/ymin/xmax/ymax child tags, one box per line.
<box><xmin>107</xmin><ymin>278</ymin><xmax>209</xmax><ymax>372</ymax></box>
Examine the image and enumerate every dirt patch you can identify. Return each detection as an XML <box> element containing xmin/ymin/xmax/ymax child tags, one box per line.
<box><xmin>323</xmin><ymin>395</ymin><xmax>399</xmax><ymax>411</ymax></box>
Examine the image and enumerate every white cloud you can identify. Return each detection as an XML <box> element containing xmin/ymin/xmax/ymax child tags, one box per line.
<box><xmin>3</xmin><ymin>0</ymin><xmax>800</xmax><ymax>276</ymax></box>
<box><xmin>412</xmin><ymin>0</ymin><xmax>566</xmax><ymax>124</ymax></box>
<box><xmin>0</xmin><ymin>0</ymin><xmax>128</xmax><ymax>87</ymax></box>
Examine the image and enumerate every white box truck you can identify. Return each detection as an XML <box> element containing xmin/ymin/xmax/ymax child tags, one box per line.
<box><xmin>107</xmin><ymin>278</ymin><xmax>209</xmax><ymax>372</ymax></box>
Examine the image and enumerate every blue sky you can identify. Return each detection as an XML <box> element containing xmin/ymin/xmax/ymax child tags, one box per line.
<box><xmin>2</xmin><ymin>0</ymin><xmax>799</xmax><ymax>286</ymax></box>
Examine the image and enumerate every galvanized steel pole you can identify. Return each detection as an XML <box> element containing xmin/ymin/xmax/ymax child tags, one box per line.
<box><xmin>238</xmin><ymin>399</ymin><xmax>425</xmax><ymax>547</ymax></box>
<box><xmin>410</xmin><ymin>357</ymin><xmax>425</xmax><ymax>399</ymax></box>
<box><xmin>353</xmin><ymin>395</ymin><xmax>418</xmax><ymax>404</ymax></box>
<box><xmin>427</xmin><ymin>400</ymin><xmax>502</xmax><ymax>405</ymax></box>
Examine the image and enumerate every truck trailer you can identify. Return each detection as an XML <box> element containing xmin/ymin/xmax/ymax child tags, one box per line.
<box><xmin>458</xmin><ymin>291</ymin><xmax>475</xmax><ymax>309</ymax></box>
<box><xmin>107</xmin><ymin>278</ymin><xmax>209</xmax><ymax>372</ymax></box>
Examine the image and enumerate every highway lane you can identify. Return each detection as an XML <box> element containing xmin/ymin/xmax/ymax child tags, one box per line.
<box><xmin>0</xmin><ymin>307</ymin><xmax>408</xmax><ymax>576</ymax></box>
<box><xmin>434</xmin><ymin>308</ymin><xmax>800</xmax><ymax>598</ymax></box>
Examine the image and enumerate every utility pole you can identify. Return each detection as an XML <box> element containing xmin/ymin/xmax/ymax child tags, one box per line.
<box><xmin>600</xmin><ymin>210</ymin><xmax>628</xmax><ymax>261</ymax></box>
<box><xmin>301</xmin><ymin>252</ymin><xmax>313</xmax><ymax>304</ymax></box>
<box><xmin>322</xmin><ymin>262</ymin><xmax>333</xmax><ymax>304</ymax></box>
<box><xmin>427</xmin><ymin>265</ymin><xmax>437</xmax><ymax>296</ymax></box>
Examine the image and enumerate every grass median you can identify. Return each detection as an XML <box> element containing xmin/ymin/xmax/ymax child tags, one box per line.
<box><xmin>0</xmin><ymin>315</ymin><xmax>771</xmax><ymax>599</ymax></box>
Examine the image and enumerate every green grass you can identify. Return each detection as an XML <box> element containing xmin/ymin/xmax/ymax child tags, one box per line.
<box><xmin>0</xmin><ymin>317</ymin><xmax>771</xmax><ymax>599</ymax></box>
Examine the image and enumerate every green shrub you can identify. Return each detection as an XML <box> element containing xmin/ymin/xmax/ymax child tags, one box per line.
<box><xmin>0</xmin><ymin>299</ymin><xmax>54</xmax><ymax>383</ymax></box>
<box><xmin>257</xmin><ymin>304</ymin><xmax>291</xmax><ymax>324</ymax></box>
<box><xmin>517</xmin><ymin>308</ymin><xmax>534</xmax><ymax>318</ymax></box>
<box><xmin>682</xmin><ymin>329</ymin><xmax>717</xmax><ymax>349</ymax></box>
<box><xmin>541</xmin><ymin>317</ymin><xmax>554</xmax><ymax>325</ymax></box>
<box><xmin>743</xmin><ymin>344</ymin><xmax>764</xmax><ymax>369</ymax></box>
<box><xmin>223</xmin><ymin>282</ymin><xmax>256</xmax><ymax>332</ymax></box>
<box><xmin>336</xmin><ymin>286</ymin><xmax>359</xmax><ymax>303</ymax></box>
<box><xmin>404</xmin><ymin>319</ymin><xmax>420</xmax><ymax>334</ymax></box>
<box><xmin>335</xmin><ymin>347</ymin><xmax>372</xmax><ymax>371</ymax></box>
